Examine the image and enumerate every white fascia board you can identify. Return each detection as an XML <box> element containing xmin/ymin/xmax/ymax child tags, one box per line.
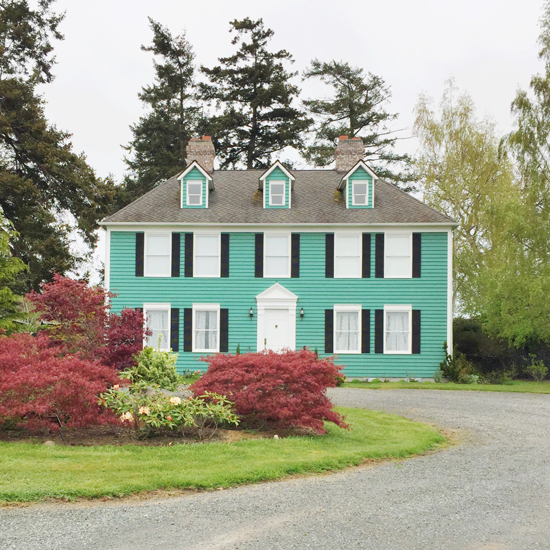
<box><xmin>338</xmin><ymin>160</ymin><xmax>378</xmax><ymax>190</ymax></box>
<box><xmin>258</xmin><ymin>160</ymin><xmax>296</xmax><ymax>190</ymax></box>
<box><xmin>177</xmin><ymin>161</ymin><xmax>214</xmax><ymax>189</ymax></box>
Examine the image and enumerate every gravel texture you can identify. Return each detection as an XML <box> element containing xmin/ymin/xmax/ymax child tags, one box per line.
<box><xmin>2</xmin><ymin>388</ymin><xmax>550</xmax><ymax>550</ymax></box>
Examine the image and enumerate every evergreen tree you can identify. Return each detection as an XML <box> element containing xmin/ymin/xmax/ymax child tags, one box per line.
<box><xmin>121</xmin><ymin>18</ymin><xmax>200</xmax><ymax>205</ymax></box>
<box><xmin>0</xmin><ymin>0</ymin><xmax>115</xmax><ymax>292</ymax></box>
<box><xmin>303</xmin><ymin>60</ymin><xmax>413</xmax><ymax>187</ymax></box>
<box><xmin>200</xmin><ymin>18</ymin><xmax>311</xmax><ymax>169</ymax></box>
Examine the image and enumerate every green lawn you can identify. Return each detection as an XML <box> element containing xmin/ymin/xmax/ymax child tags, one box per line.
<box><xmin>0</xmin><ymin>407</ymin><xmax>443</xmax><ymax>503</ymax></box>
<box><xmin>344</xmin><ymin>380</ymin><xmax>550</xmax><ymax>394</ymax></box>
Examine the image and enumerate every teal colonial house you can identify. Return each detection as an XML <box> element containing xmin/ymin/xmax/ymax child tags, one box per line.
<box><xmin>101</xmin><ymin>136</ymin><xmax>456</xmax><ymax>379</ymax></box>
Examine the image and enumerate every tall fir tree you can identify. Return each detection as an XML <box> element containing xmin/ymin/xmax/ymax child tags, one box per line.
<box><xmin>200</xmin><ymin>18</ymin><xmax>311</xmax><ymax>169</ymax></box>
<box><xmin>303</xmin><ymin>60</ymin><xmax>413</xmax><ymax>187</ymax></box>
<box><xmin>121</xmin><ymin>18</ymin><xmax>200</xmax><ymax>206</ymax></box>
<box><xmin>0</xmin><ymin>0</ymin><xmax>115</xmax><ymax>292</ymax></box>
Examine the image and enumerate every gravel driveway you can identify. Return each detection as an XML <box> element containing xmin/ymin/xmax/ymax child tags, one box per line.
<box><xmin>2</xmin><ymin>388</ymin><xmax>550</xmax><ymax>550</ymax></box>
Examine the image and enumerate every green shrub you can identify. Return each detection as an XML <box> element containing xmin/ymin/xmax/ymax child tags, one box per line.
<box><xmin>525</xmin><ymin>356</ymin><xmax>548</xmax><ymax>382</ymax></box>
<box><xmin>481</xmin><ymin>367</ymin><xmax>517</xmax><ymax>385</ymax></box>
<box><xmin>433</xmin><ymin>369</ymin><xmax>443</xmax><ymax>383</ymax></box>
<box><xmin>439</xmin><ymin>342</ymin><xmax>477</xmax><ymax>384</ymax></box>
<box><xmin>122</xmin><ymin>347</ymin><xmax>181</xmax><ymax>390</ymax></box>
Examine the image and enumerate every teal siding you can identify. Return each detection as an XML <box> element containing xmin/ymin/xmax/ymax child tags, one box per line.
<box><xmin>347</xmin><ymin>166</ymin><xmax>373</xmax><ymax>209</ymax></box>
<box><xmin>264</xmin><ymin>167</ymin><xmax>290</xmax><ymax>209</ymax></box>
<box><xmin>110</xmin><ymin>231</ymin><xmax>448</xmax><ymax>378</ymax></box>
<box><xmin>182</xmin><ymin>167</ymin><xmax>208</xmax><ymax>208</ymax></box>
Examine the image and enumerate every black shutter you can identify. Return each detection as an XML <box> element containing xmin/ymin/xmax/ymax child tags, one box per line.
<box><xmin>184</xmin><ymin>233</ymin><xmax>193</xmax><ymax>277</ymax></box>
<box><xmin>184</xmin><ymin>308</ymin><xmax>192</xmax><ymax>352</ymax></box>
<box><xmin>170</xmin><ymin>308</ymin><xmax>180</xmax><ymax>352</ymax></box>
<box><xmin>255</xmin><ymin>233</ymin><xmax>263</xmax><ymax>278</ymax></box>
<box><xmin>221</xmin><ymin>233</ymin><xmax>230</xmax><ymax>278</ymax></box>
<box><xmin>375</xmin><ymin>234</ymin><xmax>384</xmax><ymax>278</ymax></box>
<box><xmin>220</xmin><ymin>308</ymin><xmax>229</xmax><ymax>352</ymax></box>
<box><xmin>325</xmin><ymin>309</ymin><xmax>334</xmax><ymax>353</ymax></box>
<box><xmin>171</xmin><ymin>233</ymin><xmax>180</xmax><ymax>277</ymax></box>
<box><xmin>291</xmin><ymin>233</ymin><xmax>300</xmax><ymax>278</ymax></box>
<box><xmin>374</xmin><ymin>309</ymin><xmax>384</xmax><ymax>353</ymax></box>
<box><xmin>362</xmin><ymin>309</ymin><xmax>371</xmax><ymax>353</ymax></box>
<box><xmin>135</xmin><ymin>232</ymin><xmax>144</xmax><ymax>277</ymax></box>
<box><xmin>362</xmin><ymin>233</ymin><xmax>371</xmax><ymax>278</ymax></box>
<box><xmin>412</xmin><ymin>233</ymin><xmax>421</xmax><ymax>278</ymax></box>
<box><xmin>325</xmin><ymin>233</ymin><xmax>334</xmax><ymax>278</ymax></box>
<box><xmin>412</xmin><ymin>310</ymin><xmax>421</xmax><ymax>354</ymax></box>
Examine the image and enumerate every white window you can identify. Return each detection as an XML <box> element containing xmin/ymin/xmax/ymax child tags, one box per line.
<box><xmin>194</xmin><ymin>233</ymin><xmax>220</xmax><ymax>277</ymax></box>
<box><xmin>264</xmin><ymin>234</ymin><xmax>290</xmax><ymax>278</ymax></box>
<box><xmin>352</xmin><ymin>181</ymin><xmax>368</xmax><ymax>205</ymax></box>
<box><xmin>385</xmin><ymin>233</ymin><xmax>412</xmax><ymax>278</ymax></box>
<box><xmin>192</xmin><ymin>304</ymin><xmax>219</xmax><ymax>352</ymax></box>
<box><xmin>384</xmin><ymin>305</ymin><xmax>412</xmax><ymax>354</ymax></box>
<box><xmin>145</xmin><ymin>233</ymin><xmax>171</xmax><ymax>277</ymax></box>
<box><xmin>144</xmin><ymin>304</ymin><xmax>170</xmax><ymax>351</ymax></box>
<box><xmin>335</xmin><ymin>233</ymin><xmax>361</xmax><ymax>278</ymax></box>
<box><xmin>334</xmin><ymin>305</ymin><xmax>361</xmax><ymax>353</ymax></box>
<box><xmin>269</xmin><ymin>180</ymin><xmax>286</xmax><ymax>206</ymax></box>
<box><xmin>187</xmin><ymin>180</ymin><xmax>203</xmax><ymax>206</ymax></box>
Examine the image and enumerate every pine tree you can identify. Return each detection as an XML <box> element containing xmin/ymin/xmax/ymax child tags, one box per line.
<box><xmin>121</xmin><ymin>18</ymin><xmax>200</xmax><ymax>205</ymax></box>
<box><xmin>0</xmin><ymin>0</ymin><xmax>115</xmax><ymax>292</ymax></box>
<box><xmin>303</xmin><ymin>59</ymin><xmax>413</xmax><ymax>187</ymax></box>
<box><xmin>200</xmin><ymin>18</ymin><xmax>311</xmax><ymax>169</ymax></box>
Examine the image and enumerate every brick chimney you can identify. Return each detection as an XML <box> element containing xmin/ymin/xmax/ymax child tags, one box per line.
<box><xmin>334</xmin><ymin>136</ymin><xmax>365</xmax><ymax>173</ymax></box>
<box><xmin>186</xmin><ymin>136</ymin><xmax>215</xmax><ymax>172</ymax></box>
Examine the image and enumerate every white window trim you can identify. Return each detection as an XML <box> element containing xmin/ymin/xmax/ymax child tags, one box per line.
<box><xmin>143</xmin><ymin>303</ymin><xmax>171</xmax><ymax>351</ymax></box>
<box><xmin>384</xmin><ymin>232</ymin><xmax>412</xmax><ymax>279</ymax></box>
<box><xmin>193</xmin><ymin>232</ymin><xmax>221</xmax><ymax>278</ymax></box>
<box><xmin>186</xmin><ymin>179</ymin><xmax>203</xmax><ymax>206</ymax></box>
<box><xmin>144</xmin><ymin>232</ymin><xmax>171</xmax><ymax>278</ymax></box>
<box><xmin>334</xmin><ymin>232</ymin><xmax>362</xmax><ymax>279</ymax></box>
<box><xmin>263</xmin><ymin>232</ymin><xmax>291</xmax><ymax>278</ymax></box>
<box><xmin>333</xmin><ymin>304</ymin><xmax>362</xmax><ymax>354</ymax></box>
<box><xmin>351</xmin><ymin>180</ymin><xmax>369</xmax><ymax>206</ymax></box>
<box><xmin>192</xmin><ymin>303</ymin><xmax>220</xmax><ymax>353</ymax></box>
<box><xmin>384</xmin><ymin>304</ymin><xmax>412</xmax><ymax>355</ymax></box>
<box><xmin>269</xmin><ymin>180</ymin><xmax>286</xmax><ymax>207</ymax></box>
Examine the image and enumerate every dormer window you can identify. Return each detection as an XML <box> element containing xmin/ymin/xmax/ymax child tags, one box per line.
<box><xmin>187</xmin><ymin>180</ymin><xmax>203</xmax><ymax>206</ymax></box>
<box><xmin>269</xmin><ymin>181</ymin><xmax>286</xmax><ymax>206</ymax></box>
<box><xmin>352</xmin><ymin>182</ymin><xmax>368</xmax><ymax>205</ymax></box>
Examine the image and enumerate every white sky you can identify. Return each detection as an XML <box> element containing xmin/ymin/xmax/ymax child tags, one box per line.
<box><xmin>41</xmin><ymin>0</ymin><xmax>545</xmax><ymax>182</ymax></box>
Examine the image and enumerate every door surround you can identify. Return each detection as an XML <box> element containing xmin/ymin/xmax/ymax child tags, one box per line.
<box><xmin>256</xmin><ymin>283</ymin><xmax>298</xmax><ymax>351</ymax></box>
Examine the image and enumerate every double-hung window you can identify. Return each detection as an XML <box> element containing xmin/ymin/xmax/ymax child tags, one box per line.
<box><xmin>384</xmin><ymin>305</ymin><xmax>412</xmax><ymax>354</ymax></box>
<box><xmin>143</xmin><ymin>304</ymin><xmax>170</xmax><ymax>351</ymax></box>
<box><xmin>334</xmin><ymin>305</ymin><xmax>361</xmax><ymax>353</ymax></box>
<box><xmin>335</xmin><ymin>233</ymin><xmax>361</xmax><ymax>278</ymax></box>
<box><xmin>145</xmin><ymin>233</ymin><xmax>171</xmax><ymax>277</ymax></box>
<box><xmin>269</xmin><ymin>181</ymin><xmax>285</xmax><ymax>206</ymax></box>
<box><xmin>264</xmin><ymin>234</ymin><xmax>290</xmax><ymax>278</ymax></box>
<box><xmin>187</xmin><ymin>180</ymin><xmax>203</xmax><ymax>206</ymax></box>
<box><xmin>385</xmin><ymin>233</ymin><xmax>412</xmax><ymax>278</ymax></box>
<box><xmin>193</xmin><ymin>304</ymin><xmax>219</xmax><ymax>352</ymax></box>
<box><xmin>352</xmin><ymin>181</ymin><xmax>368</xmax><ymax>205</ymax></box>
<box><xmin>194</xmin><ymin>233</ymin><xmax>220</xmax><ymax>277</ymax></box>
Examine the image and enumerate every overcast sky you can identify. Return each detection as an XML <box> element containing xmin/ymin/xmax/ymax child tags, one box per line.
<box><xmin>40</xmin><ymin>0</ymin><xmax>545</xmax><ymax>182</ymax></box>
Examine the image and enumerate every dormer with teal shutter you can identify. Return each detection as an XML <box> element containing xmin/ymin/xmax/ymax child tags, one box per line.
<box><xmin>338</xmin><ymin>161</ymin><xmax>377</xmax><ymax>209</ymax></box>
<box><xmin>178</xmin><ymin>161</ymin><xmax>214</xmax><ymax>209</ymax></box>
<box><xmin>259</xmin><ymin>161</ymin><xmax>295</xmax><ymax>209</ymax></box>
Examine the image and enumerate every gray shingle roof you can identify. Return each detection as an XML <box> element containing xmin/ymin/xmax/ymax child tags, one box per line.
<box><xmin>101</xmin><ymin>170</ymin><xmax>456</xmax><ymax>225</ymax></box>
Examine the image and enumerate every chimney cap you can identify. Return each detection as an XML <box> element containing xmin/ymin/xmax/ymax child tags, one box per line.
<box><xmin>338</xmin><ymin>135</ymin><xmax>349</xmax><ymax>140</ymax></box>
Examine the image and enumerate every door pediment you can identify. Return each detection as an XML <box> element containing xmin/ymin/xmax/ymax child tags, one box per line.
<box><xmin>255</xmin><ymin>283</ymin><xmax>298</xmax><ymax>303</ymax></box>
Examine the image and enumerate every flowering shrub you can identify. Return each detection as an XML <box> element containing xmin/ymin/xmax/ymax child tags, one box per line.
<box><xmin>100</xmin><ymin>386</ymin><xmax>239</xmax><ymax>440</ymax></box>
<box><xmin>122</xmin><ymin>347</ymin><xmax>181</xmax><ymax>390</ymax></box>
<box><xmin>0</xmin><ymin>332</ymin><xmax>121</xmax><ymax>431</ymax></box>
<box><xmin>191</xmin><ymin>349</ymin><xmax>348</xmax><ymax>434</ymax></box>
<box><xmin>27</xmin><ymin>274</ymin><xmax>148</xmax><ymax>370</ymax></box>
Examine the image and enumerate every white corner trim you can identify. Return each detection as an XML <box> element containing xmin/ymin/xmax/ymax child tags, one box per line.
<box><xmin>447</xmin><ymin>229</ymin><xmax>454</xmax><ymax>354</ymax></box>
<box><xmin>104</xmin><ymin>227</ymin><xmax>111</xmax><ymax>292</ymax></box>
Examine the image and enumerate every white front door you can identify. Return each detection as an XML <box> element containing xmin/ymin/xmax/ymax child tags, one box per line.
<box><xmin>264</xmin><ymin>309</ymin><xmax>289</xmax><ymax>351</ymax></box>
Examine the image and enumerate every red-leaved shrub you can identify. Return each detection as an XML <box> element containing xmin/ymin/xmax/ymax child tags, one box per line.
<box><xmin>0</xmin><ymin>332</ymin><xmax>121</xmax><ymax>431</ymax></box>
<box><xmin>191</xmin><ymin>349</ymin><xmax>348</xmax><ymax>434</ymax></box>
<box><xmin>27</xmin><ymin>274</ymin><xmax>148</xmax><ymax>370</ymax></box>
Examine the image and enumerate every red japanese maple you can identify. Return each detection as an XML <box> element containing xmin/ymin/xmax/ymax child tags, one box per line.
<box><xmin>191</xmin><ymin>349</ymin><xmax>348</xmax><ymax>434</ymax></box>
